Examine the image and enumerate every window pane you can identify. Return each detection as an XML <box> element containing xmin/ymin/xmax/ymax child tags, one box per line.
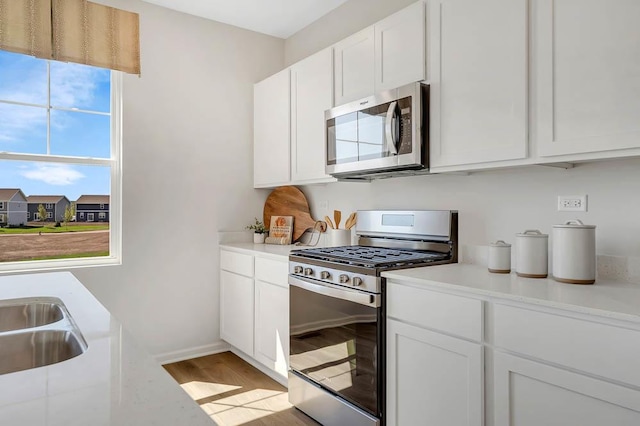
<box><xmin>0</xmin><ymin>51</ymin><xmax>48</xmax><ymax>105</ymax></box>
<box><xmin>50</xmin><ymin>110</ymin><xmax>111</xmax><ymax>158</ymax></box>
<box><xmin>0</xmin><ymin>103</ymin><xmax>47</xmax><ymax>154</ymax></box>
<box><xmin>50</xmin><ymin>61</ymin><xmax>111</xmax><ymax>112</ymax></box>
<box><xmin>0</xmin><ymin>160</ymin><xmax>110</xmax><ymax>263</ymax></box>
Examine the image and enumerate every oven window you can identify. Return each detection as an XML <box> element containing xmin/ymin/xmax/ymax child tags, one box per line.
<box><xmin>290</xmin><ymin>284</ymin><xmax>380</xmax><ymax>415</ymax></box>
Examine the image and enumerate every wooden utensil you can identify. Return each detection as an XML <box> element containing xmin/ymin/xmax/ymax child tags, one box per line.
<box><xmin>264</xmin><ymin>186</ymin><xmax>324</xmax><ymax>242</ymax></box>
<box><xmin>345</xmin><ymin>212</ymin><xmax>357</xmax><ymax>230</ymax></box>
<box><xmin>324</xmin><ymin>216</ymin><xmax>335</xmax><ymax>229</ymax></box>
<box><xmin>334</xmin><ymin>210</ymin><xmax>342</xmax><ymax>229</ymax></box>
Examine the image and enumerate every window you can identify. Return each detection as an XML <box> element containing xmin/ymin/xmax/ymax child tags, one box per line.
<box><xmin>98</xmin><ymin>212</ymin><xmax>106</xmax><ymax>220</ymax></box>
<box><xmin>0</xmin><ymin>202</ymin><xmax>4</xmax><ymax>209</ymax></box>
<box><xmin>0</xmin><ymin>214</ymin><xmax>4</xmax><ymax>223</ymax></box>
<box><xmin>0</xmin><ymin>50</ymin><xmax>121</xmax><ymax>271</ymax></box>
<box><xmin>100</xmin><ymin>204</ymin><xmax>105</xmax><ymax>209</ymax></box>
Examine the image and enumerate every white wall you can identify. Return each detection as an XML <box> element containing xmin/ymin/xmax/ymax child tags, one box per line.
<box><xmin>73</xmin><ymin>0</ymin><xmax>283</xmax><ymax>358</ymax></box>
<box><xmin>288</xmin><ymin>0</ymin><xmax>640</xmax><ymax>259</ymax></box>
<box><xmin>285</xmin><ymin>0</ymin><xmax>415</xmax><ymax>65</ymax></box>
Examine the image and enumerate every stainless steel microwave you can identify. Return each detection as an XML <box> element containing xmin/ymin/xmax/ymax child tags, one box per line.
<box><xmin>325</xmin><ymin>82</ymin><xmax>429</xmax><ymax>180</ymax></box>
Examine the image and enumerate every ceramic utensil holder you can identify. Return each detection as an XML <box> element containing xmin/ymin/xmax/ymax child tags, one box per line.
<box><xmin>328</xmin><ymin>229</ymin><xmax>351</xmax><ymax>247</ymax></box>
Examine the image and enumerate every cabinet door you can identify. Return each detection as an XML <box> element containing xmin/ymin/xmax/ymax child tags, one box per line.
<box><xmin>387</xmin><ymin>320</ymin><xmax>483</xmax><ymax>426</ymax></box>
<box><xmin>374</xmin><ymin>1</ymin><xmax>426</xmax><ymax>92</ymax></box>
<box><xmin>254</xmin><ymin>69</ymin><xmax>290</xmax><ymax>188</ymax></box>
<box><xmin>429</xmin><ymin>0</ymin><xmax>528</xmax><ymax>168</ymax></box>
<box><xmin>535</xmin><ymin>0</ymin><xmax>640</xmax><ymax>157</ymax></box>
<box><xmin>254</xmin><ymin>280</ymin><xmax>289</xmax><ymax>378</ymax></box>
<box><xmin>291</xmin><ymin>48</ymin><xmax>335</xmax><ymax>184</ymax></box>
<box><xmin>220</xmin><ymin>270</ymin><xmax>254</xmax><ymax>356</ymax></box>
<box><xmin>494</xmin><ymin>351</ymin><xmax>640</xmax><ymax>426</ymax></box>
<box><xmin>334</xmin><ymin>27</ymin><xmax>375</xmax><ymax>106</ymax></box>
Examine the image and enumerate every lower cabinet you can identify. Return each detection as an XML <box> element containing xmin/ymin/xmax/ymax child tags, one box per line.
<box><xmin>254</xmin><ymin>279</ymin><xmax>289</xmax><ymax>378</ymax></box>
<box><xmin>493</xmin><ymin>351</ymin><xmax>640</xmax><ymax>426</ymax></box>
<box><xmin>220</xmin><ymin>270</ymin><xmax>254</xmax><ymax>356</ymax></box>
<box><xmin>220</xmin><ymin>249</ymin><xmax>289</xmax><ymax>381</ymax></box>
<box><xmin>386</xmin><ymin>319</ymin><xmax>483</xmax><ymax>426</ymax></box>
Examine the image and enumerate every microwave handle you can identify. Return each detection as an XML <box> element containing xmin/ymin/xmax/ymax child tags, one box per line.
<box><xmin>385</xmin><ymin>101</ymin><xmax>399</xmax><ymax>155</ymax></box>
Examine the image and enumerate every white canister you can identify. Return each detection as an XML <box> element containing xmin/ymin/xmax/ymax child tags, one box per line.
<box><xmin>488</xmin><ymin>240</ymin><xmax>511</xmax><ymax>273</ymax></box>
<box><xmin>516</xmin><ymin>230</ymin><xmax>548</xmax><ymax>278</ymax></box>
<box><xmin>327</xmin><ymin>229</ymin><xmax>352</xmax><ymax>247</ymax></box>
<box><xmin>552</xmin><ymin>219</ymin><xmax>596</xmax><ymax>284</ymax></box>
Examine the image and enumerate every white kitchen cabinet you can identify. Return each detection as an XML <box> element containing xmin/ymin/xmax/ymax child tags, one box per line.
<box><xmin>290</xmin><ymin>48</ymin><xmax>335</xmax><ymax>184</ymax></box>
<box><xmin>387</xmin><ymin>319</ymin><xmax>483</xmax><ymax>426</ymax></box>
<box><xmin>253</xmin><ymin>68</ymin><xmax>290</xmax><ymax>188</ymax></box>
<box><xmin>534</xmin><ymin>0</ymin><xmax>640</xmax><ymax>157</ymax></box>
<box><xmin>254</xmin><ymin>279</ymin><xmax>289</xmax><ymax>379</ymax></box>
<box><xmin>429</xmin><ymin>0</ymin><xmax>528</xmax><ymax>169</ymax></box>
<box><xmin>333</xmin><ymin>27</ymin><xmax>375</xmax><ymax>106</ymax></box>
<box><xmin>374</xmin><ymin>1</ymin><xmax>426</xmax><ymax>92</ymax></box>
<box><xmin>494</xmin><ymin>351</ymin><xmax>640</xmax><ymax>426</ymax></box>
<box><xmin>220</xmin><ymin>269</ymin><xmax>254</xmax><ymax>356</ymax></box>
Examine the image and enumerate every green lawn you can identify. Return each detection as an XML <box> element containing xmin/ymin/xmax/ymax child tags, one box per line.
<box><xmin>0</xmin><ymin>224</ymin><xmax>109</xmax><ymax>234</ymax></box>
<box><xmin>28</xmin><ymin>251</ymin><xmax>110</xmax><ymax>261</ymax></box>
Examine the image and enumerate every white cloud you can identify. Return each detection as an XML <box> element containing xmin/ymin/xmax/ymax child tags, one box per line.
<box><xmin>21</xmin><ymin>164</ymin><xmax>85</xmax><ymax>186</ymax></box>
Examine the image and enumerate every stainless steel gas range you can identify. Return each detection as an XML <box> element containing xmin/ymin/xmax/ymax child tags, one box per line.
<box><xmin>288</xmin><ymin>210</ymin><xmax>458</xmax><ymax>426</ymax></box>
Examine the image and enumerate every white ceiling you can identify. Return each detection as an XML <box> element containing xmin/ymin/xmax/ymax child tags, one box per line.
<box><xmin>141</xmin><ymin>0</ymin><xmax>350</xmax><ymax>38</ymax></box>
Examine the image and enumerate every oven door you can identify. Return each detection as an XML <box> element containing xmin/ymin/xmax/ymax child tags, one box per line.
<box><xmin>289</xmin><ymin>275</ymin><xmax>383</xmax><ymax>418</ymax></box>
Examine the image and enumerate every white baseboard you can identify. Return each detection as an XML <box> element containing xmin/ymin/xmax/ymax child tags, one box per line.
<box><xmin>230</xmin><ymin>348</ymin><xmax>289</xmax><ymax>388</ymax></box>
<box><xmin>156</xmin><ymin>340</ymin><xmax>230</xmax><ymax>365</ymax></box>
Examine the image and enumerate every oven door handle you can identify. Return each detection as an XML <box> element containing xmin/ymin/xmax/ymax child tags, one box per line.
<box><xmin>288</xmin><ymin>275</ymin><xmax>381</xmax><ymax>308</ymax></box>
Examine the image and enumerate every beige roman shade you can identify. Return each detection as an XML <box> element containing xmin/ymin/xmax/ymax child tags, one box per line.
<box><xmin>0</xmin><ymin>0</ymin><xmax>52</xmax><ymax>59</ymax></box>
<box><xmin>52</xmin><ymin>0</ymin><xmax>140</xmax><ymax>75</ymax></box>
<box><xmin>0</xmin><ymin>0</ymin><xmax>140</xmax><ymax>74</ymax></box>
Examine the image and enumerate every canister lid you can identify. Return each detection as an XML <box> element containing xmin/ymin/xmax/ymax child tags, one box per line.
<box><xmin>516</xmin><ymin>229</ymin><xmax>548</xmax><ymax>238</ymax></box>
<box><xmin>490</xmin><ymin>240</ymin><xmax>511</xmax><ymax>247</ymax></box>
<box><xmin>553</xmin><ymin>219</ymin><xmax>596</xmax><ymax>229</ymax></box>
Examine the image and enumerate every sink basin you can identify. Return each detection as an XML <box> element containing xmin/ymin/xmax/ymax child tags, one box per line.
<box><xmin>0</xmin><ymin>330</ymin><xmax>86</xmax><ymax>375</ymax></box>
<box><xmin>0</xmin><ymin>298</ymin><xmax>64</xmax><ymax>332</ymax></box>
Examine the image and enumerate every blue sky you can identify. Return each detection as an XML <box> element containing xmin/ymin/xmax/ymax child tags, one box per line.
<box><xmin>0</xmin><ymin>50</ymin><xmax>111</xmax><ymax>201</ymax></box>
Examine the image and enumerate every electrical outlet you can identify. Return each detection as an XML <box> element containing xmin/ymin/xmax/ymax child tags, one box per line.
<box><xmin>318</xmin><ymin>200</ymin><xmax>329</xmax><ymax>211</ymax></box>
<box><xmin>558</xmin><ymin>195</ymin><xmax>588</xmax><ymax>212</ymax></box>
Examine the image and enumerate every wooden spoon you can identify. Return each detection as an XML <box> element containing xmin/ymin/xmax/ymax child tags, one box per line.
<box><xmin>345</xmin><ymin>212</ymin><xmax>357</xmax><ymax>230</ymax></box>
<box><xmin>324</xmin><ymin>216</ymin><xmax>335</xmax><ymax>229</ymax></box>
<box><xmin>334</xmin><ymin>210</ymin><xmax>342</xmax><ymax>229</ymax></box>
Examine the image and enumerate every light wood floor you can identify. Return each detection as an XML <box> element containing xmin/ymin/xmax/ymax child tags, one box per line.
<box><xmin>164</xmin><ymin>352</ymin><xmax>319</xmax><ymax>426</ymax></box>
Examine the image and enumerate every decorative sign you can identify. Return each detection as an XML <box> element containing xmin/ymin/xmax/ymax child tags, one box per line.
<box><xmin>266</xmin><ymin>215</ymin><xmax>294</xmax><ymax>245</ymax></box>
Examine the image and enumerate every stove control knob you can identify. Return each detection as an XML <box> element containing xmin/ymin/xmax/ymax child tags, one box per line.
<box><xmin>339</xmin><ymin>274</ymin><xmax>350</xmax><ymax>284</ymax></box>
<box><xmin>352</xmin><ymin>277</ymin><xmax>363</xmax><ymax>287</ymax></box>
<box><xmin>320</xmin><ymin>271</ymin><xmax>331</xmax><ymax>280</ymax></box>
<box><xmin>304</xmin><ymin>268</ymin><xmax>314</xmax><ymax>276</ymax></box>
<box><xmin>294</xmin><ymin>266</ymin><xmax>303</xmax><ymax>274</ymax></box>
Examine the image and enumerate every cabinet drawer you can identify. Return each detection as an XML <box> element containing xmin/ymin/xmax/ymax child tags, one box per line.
<box><xmin>255</xmin><ymin>257</ymin><xmax>288</xmax><ymax>288</ymax></box>
<box><xmin>494</xmin><ymin>304</ymin><xmax>640</xmax><ymax>388</ymax></box>
<box><xmin>220</xmin><ymin>250</ymin><xmax>254</xmax><ymax>277</ymax></box>
<box><xmin>387</xmin><ymin>282</ymin><xmax>483</xmax><ymax>341</ymax></box>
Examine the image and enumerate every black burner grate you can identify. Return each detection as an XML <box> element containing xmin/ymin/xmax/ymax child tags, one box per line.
<box><xmin>291</xmin><ymin>246</ymin><xmax>449</xmax><ymax>268</ymax></box>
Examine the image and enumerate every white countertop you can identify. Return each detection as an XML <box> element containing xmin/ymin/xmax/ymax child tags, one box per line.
<box><xmin>383</xmin><ymin>263</ymin><xmax>640</xmax><ymax>324</ymax></box>
<box><xmin>0</xmin><ymin>272</ymin><xmax>214</xmax><ymax>426</ymax></box>
<box><xmin>220</xmin><ymin>242</ymin><xmax>299</xmax><ymax>261</ymax></box>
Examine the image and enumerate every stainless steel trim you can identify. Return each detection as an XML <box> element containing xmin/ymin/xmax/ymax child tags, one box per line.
<box><xmin>288</xmin><ymin>275</ymin><xmax>381</xmax><ymax>308</ymax></box>
<box><xmin>385</xmin><ymin>101</ymin><xmax>398</xmax><ymax>155</ymax></box>
<box><xmin>356</xmin><ymin>210</ymin><xmax>455</xmax><ymax>240</ymax></box>
<box><xmin>289</xmin><ymin>371</ymin><xmax>380</xmax><ymax>426</ymax></box>
<box><xmin>358</xmin><ymin>236</ymin><xmax>453</xmax><ymax>253</ymax></box>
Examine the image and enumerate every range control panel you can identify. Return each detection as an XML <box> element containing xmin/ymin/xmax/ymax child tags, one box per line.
<box><xmin>289</xmin><ymin>262</ymin><xmax>381</xmax><ymax>294</ymax></box>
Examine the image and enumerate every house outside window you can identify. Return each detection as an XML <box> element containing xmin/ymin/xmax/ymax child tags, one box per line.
<box><xmin>98</xmin><ymin>213</ymin><xmax>106</xmax><ymax>219</ymax></box>
<box><xmin>0</xmin><ymin>50</ymin><xmax>122</xmax><ymax>271</ymax></box>
<box><xmin>100</xmin><ymin>204</ymin><xmax>105</xmax><ymax>209</ymax></box>
<box><xmin>0</xmin><ymin>214</ymin><xmax>4</xmax><ymax>223</ymax></box>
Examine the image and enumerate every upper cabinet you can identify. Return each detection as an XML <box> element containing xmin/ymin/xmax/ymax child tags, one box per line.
<box><xmin>429</xmin><ymin>0</ymin><xmax>528</xmax><ymax>169</ymax></box>
<box><xmin>334</xmin><ymin>27</ymin><xmax>375</xmax><ymax>106</ymax></box>
<box><xmin>254</xmin><ymin>69</ymin><xmax>290</xmax><ymax>188</ymax></box>
<box><xmin>291</xmin><ymin>49</ymin><xmax>335</xmax><ymax>184</ymax></box>
<box><xmin>534</xmin><ymin>0</ymin><xmax>640</xmax><ymax>157</ymax></box>
<box><xmin>334</xmin><ymin>1</ymin><xmax>427</xmax><ymax>106</ymax></box>
<box><xmin>374</xmin><ymin>1</ymin><xmax>426</xmax><ymax>92</ymax></box>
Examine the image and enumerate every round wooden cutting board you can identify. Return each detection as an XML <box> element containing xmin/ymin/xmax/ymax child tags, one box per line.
<box><xmin>263</xmin><ymin>186</ymin><xmax>322</xmax><ymax>242</ymax></box>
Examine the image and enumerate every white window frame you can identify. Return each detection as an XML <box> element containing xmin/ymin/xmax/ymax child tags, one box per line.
<box><xmin>79</xmin><ymin>212</ymin><xmax>85</xmax><ymax>219</ymax></box>
<box><xmin>98</xmin><ymin>212</ymin><xmax>106</xmax><ymax>219</ymax></box>
<box><xmin>46</xmin><ymin>212</ymin><xmax>53</xmax><ymax>219</ymax></box>
<box><xmin>0</xmin><ymin>214</ymin><xmax>4</xmax><ymax>223</ymax></box>
<box><xmin>46</xmin><ymin>203</ymin><xmax>53</xmax><ymax>209</ymax></box>
<box><xmin>27</xmin><ymin>212</ymin><xmax>30</xmax><ymax>219</ymax></box>
<box><xmin>100</xmin><ymin>204</ymin><xmax>105</xmax><ymax>209</ymax></box>
<box><xmin>0</xmin><ymin>202</ymin><xmax>4</xmax><ymax>209</ymax></box>
<box><xmin>0</xmin><ymin>66</ymin><xmax>122</xmax><ymax>273</ymax></box>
